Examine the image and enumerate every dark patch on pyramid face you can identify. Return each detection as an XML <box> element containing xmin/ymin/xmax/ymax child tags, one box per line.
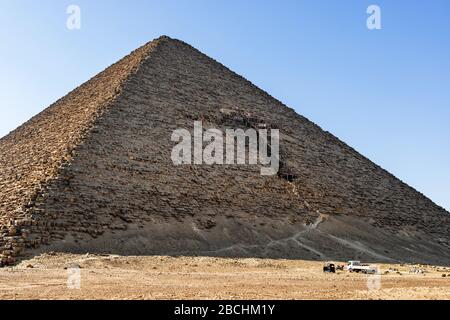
<box><xmin>0</xmin><ymin>36</ymin><xmax>449</xmax><ymax>267</ymax></box>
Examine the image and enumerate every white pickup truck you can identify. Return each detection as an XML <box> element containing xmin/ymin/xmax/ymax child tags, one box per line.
<box><xmin>345</xmin><ymin>261</ymin><xmax>378</xmax><ymax>274</ymax></box>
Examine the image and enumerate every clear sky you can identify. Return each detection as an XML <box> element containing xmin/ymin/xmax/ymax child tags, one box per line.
<box><xmin>0</xmin><ymin>0</ymin><xmax>449</xmax><ymax>211</ymax></box>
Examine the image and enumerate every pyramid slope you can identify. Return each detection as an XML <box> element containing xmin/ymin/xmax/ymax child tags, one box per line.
<box><xmin>0</xmin><ymin>37</ymin><xmax>163</xmax><ymax>264</ymax></box>
<box><xmin>1</xmin><ymin>36</ymin><xmax>449</xmax><ymax>266</ymax></box>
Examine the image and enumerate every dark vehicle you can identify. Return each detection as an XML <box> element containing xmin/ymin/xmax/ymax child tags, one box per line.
<box><xmin>323</xmin><ymin>262</ymin><xmax>336</xmax><ymax>273</ymax></box>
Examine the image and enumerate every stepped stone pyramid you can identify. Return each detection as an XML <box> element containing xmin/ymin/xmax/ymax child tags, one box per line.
<box><xmin>1</xmin><ymin>36</ymin><xmax>449</xmax><ymax>266</ymax></box>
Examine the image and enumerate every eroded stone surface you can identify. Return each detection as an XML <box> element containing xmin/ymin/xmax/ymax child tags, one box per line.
<box><xmin>0</xmin><ymin>36</ymin><xmax>449</xmax><ymax>266</ymax></box>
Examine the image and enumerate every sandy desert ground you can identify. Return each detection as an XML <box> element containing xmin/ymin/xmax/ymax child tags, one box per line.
<box><xmin>0</xmin><ymin>253</ymin><xmax>449</xmax><ymax>300</ymax></box>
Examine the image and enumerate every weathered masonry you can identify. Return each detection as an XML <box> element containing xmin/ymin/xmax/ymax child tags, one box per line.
<box><xmin>0</xmin><ymin>36</ymin><xmax>449</xmax><ymax>266</ymax></box>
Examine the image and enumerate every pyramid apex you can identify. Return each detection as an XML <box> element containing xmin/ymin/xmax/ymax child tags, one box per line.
<box><xmin>152</xmin><ymin>35</ymin><xmax>177</xmax><ymax>44</ymax></box>
<box><xmin>156</xmin><ymin>35</ymin><xmax>173</xmax><ymax>40</ymax></box>
<box><xmin>139</xmin><ymin>35</ymin><xmax>183</xmax><ymax>51</ymax></box>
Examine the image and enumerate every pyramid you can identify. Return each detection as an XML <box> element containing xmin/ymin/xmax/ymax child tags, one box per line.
<box><xmin>1</xmin><ymin>36</ymin><xmax>449</xmax><ymax>267</ymax></box>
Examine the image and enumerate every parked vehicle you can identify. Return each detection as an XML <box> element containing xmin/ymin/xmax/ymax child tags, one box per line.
<box><xmin>323</xmin><ymin>262</ymin><xmax>336</xmax><ymax>273</ymax></box>
<box><xmin>345</xmin><ymin>261</ymin><xmax>378</xmax><ymax>274</ymax></box>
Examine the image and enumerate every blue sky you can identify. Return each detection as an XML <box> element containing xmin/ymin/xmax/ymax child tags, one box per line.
<box><xmin>0</xmin><ymin>0</ymin><xmax>449</xmax><ymax>210</ymax></box>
